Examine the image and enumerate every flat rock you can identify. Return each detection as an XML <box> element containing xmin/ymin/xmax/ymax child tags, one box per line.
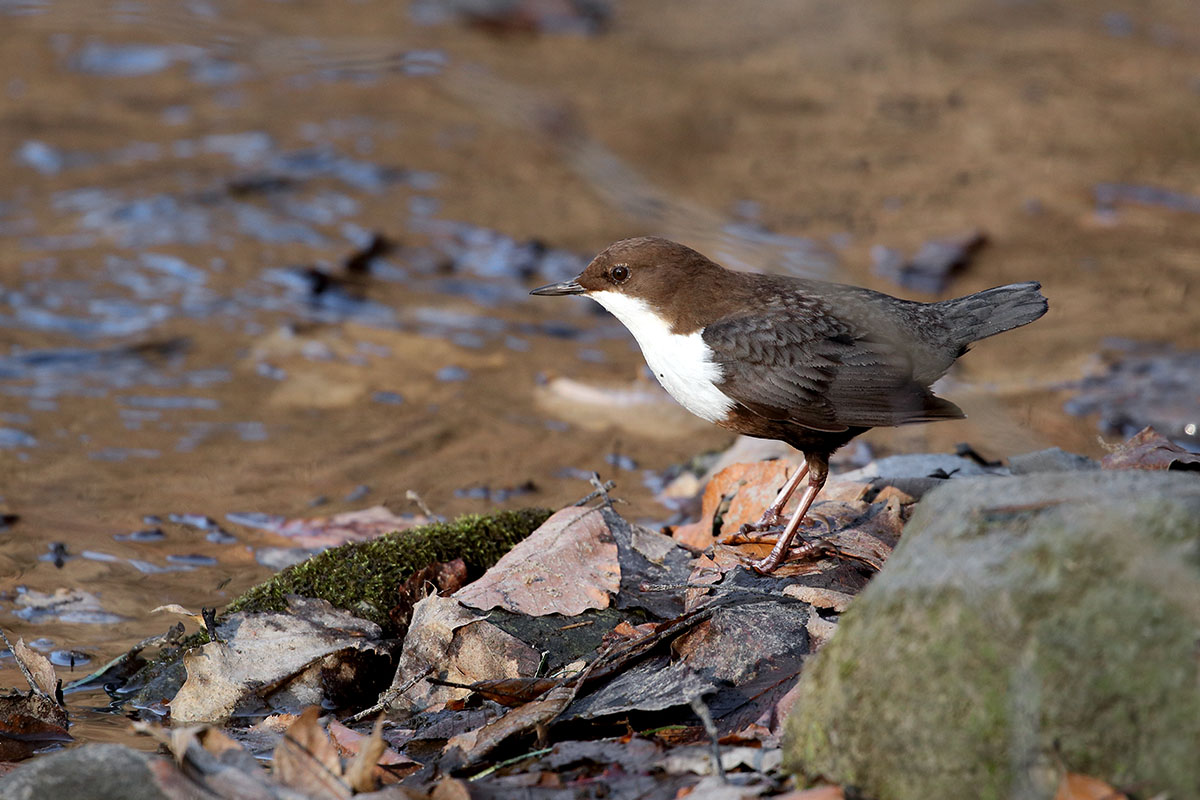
<box><xmin>783</xmin><ymin>471</ymin><xmax>1200</xmax><ymax>800</ymax></box>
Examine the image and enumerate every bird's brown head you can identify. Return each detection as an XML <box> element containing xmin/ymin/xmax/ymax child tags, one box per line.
<box><xmin>530</xmin><ymin>237</ymin><xmax>731</xmax><ymax>331</ymax></box>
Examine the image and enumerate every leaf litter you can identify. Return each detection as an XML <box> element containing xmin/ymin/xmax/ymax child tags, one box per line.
<box><xmin>1</xmin><ymin>434</ymin><xmax>1141</xmax><ymax>796</ymax></box>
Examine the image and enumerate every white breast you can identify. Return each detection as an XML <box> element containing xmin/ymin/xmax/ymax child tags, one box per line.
<box><xmin>589</xmin><ymin>290</ymin><xmax>734</xmax><ymax>424</ymax></box>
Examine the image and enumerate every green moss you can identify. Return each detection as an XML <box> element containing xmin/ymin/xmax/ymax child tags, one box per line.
<box><xmin>226</xmin><ymin>507</ymin><xmax>552</xmax><ymax>632</ymax></box>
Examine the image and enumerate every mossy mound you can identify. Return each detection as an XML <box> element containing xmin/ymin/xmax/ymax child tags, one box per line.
<box><xmin>228</xmin><ymin>507</ymin><xmax>553</xmax><ymax>633</ymax></box>
<box><xmin>782</xmin><ymin>472</ymin><xmax>1200</xmax><ymax>800</ymax></box>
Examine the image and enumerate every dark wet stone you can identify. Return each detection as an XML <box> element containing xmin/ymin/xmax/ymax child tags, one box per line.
<box><xmin>115</xmin><ymin>527</ymin><xmax>165</xmax><ymax>542</ymax></box>
<box><xmin>69</xmin><ymin>42</ymin><xmax>180</xmax><ymax>76</ymax></box>
<box><xmin>225</xmin><ymin>511</ymin><xmax>284</xmax><ymax>530</ymax></box>
<box><xmin>0</xmin><ymin>427</ymin><xmax>37</xmax><ymax>448</ymax></box>
<box><xmin>80</xmin><ymin>550</ymin><xmax>121</xmax><ymax>563</ymax></box>
<box><xmin>48</xmin><ymin>649</ymin><xmax>91</xmax><ymax>668</ymax></box>
<box><xmin>88</xmin><ymin>447</ymin><xmax>161</xmax><ymax>461</ymax></box>
<box><xmin>605</xmin><ymin>453</ymin><xmax>637</xmax><ymax>471</ymax></box>
<box><xmin>205</xmin><ymin>529</ymin><xmax>238</xmax><ymax>544</ymax></box>
<box><xmin>344</xmin><ymin>484</ymin><xmax>371</xmax><ymax>502</ymax></box>
<box><xmin>165</xmin><ymin>553</ymin><xmax>217</xmax><ymax>567</ymax></box>
<box><xmin>120</xmin><ymin>395</ymin><xmax>219</xmax><ymax>410</ymax></box>
<box><xmin>871</xmin><ymin>230</ymin><xmax>987</xmax><ymax>293</ymax></box>
<box><xmin>372</xmin><ymin>390</ymin><xmax>405</xmax><ymax>405</ymax></box>
<box><xmin>1065</xmin><ymin>341</ymin><xmax>1200</xmax><ymax>450</ymax></box>
<box><xmin>167</xmin><ymin>513</ymin><xmax>221</xmax><ymax>530</ymax></box>
<box><xmin>436</xmin><ymin>365</ymin><xmax>469</xmax><ymax>382</ymax></box>
<box><xmin>1094</xmin><ymin>183</ymin><xmax>1200</xmax><ymax>216</ymax></box>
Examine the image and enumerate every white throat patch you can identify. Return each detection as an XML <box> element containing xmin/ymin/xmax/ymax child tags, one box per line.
<box><xmin>589</xmin><ymin>290</ymin><xmax>734</xmax><ymax>424</ymax></box>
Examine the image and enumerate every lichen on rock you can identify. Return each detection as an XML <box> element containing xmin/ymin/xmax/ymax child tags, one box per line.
<box><xmin>782</xmin><ymin>471</ymin><xmax>1200</xmax><ymax>800</ymax></box>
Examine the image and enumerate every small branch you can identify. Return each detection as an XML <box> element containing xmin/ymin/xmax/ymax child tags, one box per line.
<box><xmin>689</xmin><ymin>693</ymin><xmax>726</xmax><ymax>783</ymax></box>
<box><xmin>468</xmin><ymin>746</ymin><xmax>554</xmax><ymax>782</ymax></box>
<box><xmin>405</xmin><ymin>490</ymin><xmax>439</xmax><ymax>520</ymax></box>
<box><xmin>572</xmin><ymin>474</ymin><xmax>616</xmax><ymax>507</ymax></box>
<box><xmin>344</xmin><ymin>665</ymin><xmax>433</xmax><ymax>724</ymax></box>
<box><xmin>639</xmin><ymin>582</ymin><xmax>809</xmax><ymax>602</ymax></box>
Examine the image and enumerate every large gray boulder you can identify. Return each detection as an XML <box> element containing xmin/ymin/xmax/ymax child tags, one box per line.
<box><xmin>0</xmin><ymin>744</ymin><xmax>173</xmax><ymax>800</ymax></box>
<box><xmin>783</xmin><ymin>471</ymin><xmax>1200</xmax><ymax>800</ymax></box>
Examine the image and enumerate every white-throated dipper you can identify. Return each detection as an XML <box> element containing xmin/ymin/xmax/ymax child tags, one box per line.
<box><xmin>531</xmin><ymin>237</ymin><xmax>1048</xmax><ymax>573</ymax></box>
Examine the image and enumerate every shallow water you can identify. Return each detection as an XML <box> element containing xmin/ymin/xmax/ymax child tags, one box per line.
<box><xmin>1</xmin><ymin>0</ymin><xmax>1198</xmax><ymax>751</ymax></box>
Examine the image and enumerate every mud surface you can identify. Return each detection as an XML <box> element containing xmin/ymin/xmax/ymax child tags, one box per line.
<box><xmin>1</xmin><ymin>0</ymin><xmax>1198</xmax><ymax>747</ymax></box>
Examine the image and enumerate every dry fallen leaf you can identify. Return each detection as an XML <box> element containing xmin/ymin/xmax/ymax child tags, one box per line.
<box><xmin>773</xmin><ymin>786</ymin><xmax>845</xmax><ymax>800</ymax></box>
<box><xmin>455</xmin><ymin>506</ymin><xmax>619</xmax><ymax>617</ymax></box>
<box><xmin>10</xmin><ymin>637</ymin><xmax>59</xmax><ymax>699</ymax></box>
<box><xmin>170</xmin><ymin>597</ymin><xmax>386</xmax><ymax>723</ymax></box>
<box><xmin>1101</xmin><ymin>426</ymin><xmax>1200</xmax><ymax>471</ymax></box>
<box><xmin>273</xmin><ymin>706</ymin><xmax>351</xmax><ymax>800</ymax></box>
<box><xmin>1054</xmin><ymin>772</ymin><xmax>1128</xmax><ymax>800</ymax></box>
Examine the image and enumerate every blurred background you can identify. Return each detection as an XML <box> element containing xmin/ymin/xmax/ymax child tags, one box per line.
<box><xmin>0</xmin><ymin>0</ymin><xmax>1197</xmax><ymax>744</ymax></box>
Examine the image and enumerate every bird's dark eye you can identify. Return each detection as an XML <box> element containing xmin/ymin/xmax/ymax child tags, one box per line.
<box><xmin>610</xmin><ymin>265</ymin><xmax>630</xmax><ymax>284</ymax></box>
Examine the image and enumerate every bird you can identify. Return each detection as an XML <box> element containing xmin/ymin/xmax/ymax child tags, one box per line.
<box><xmin>530</xmin><ymin>237</ymin><xmax>1048</xmax><ymax>573</ymax></box>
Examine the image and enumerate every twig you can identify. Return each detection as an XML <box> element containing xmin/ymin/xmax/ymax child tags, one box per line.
<box><xmin>344</xmin><ymin>665</ymin><xmax>433</xmax><ymax>724</ymax></box>
<box><xmin>639</xmin><ymin>582</ymin><xmax>809</xmax><ymax>602</ymax></box>
<box><xmin>558</xmin><ymin>620</ymin><xmax>593</xmax><ymax>631</ymax></box>
<box><xmin>468</xmin><ymin>746</ymin><xmax>554</xmax><ymax>782</ymax></box>
<box><xmin>572</xmin><ymin>474</ymin><xmax>616</xmax><ymax>507</ymax></box>
<box><xmin>689</xmin><ymin>693</ymin><xmax>726</xmax><ymax>783</ymax></box>
<box><xmin>405</xmin><ymin>489</ymin><xmax>439</xmax><ymax>519</ymax></box>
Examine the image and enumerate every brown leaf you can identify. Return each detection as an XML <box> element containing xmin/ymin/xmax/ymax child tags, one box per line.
<box><xmin>392</xmin><ymin>558</ymin><xmax>469</xmax><ymax>631</ymax></box>
<box><xmin>1054</xmin><ymin>773</ymin><xmax>1127</xmax><ymax>800</ymax></box>
<box><xmin>445</xmin><ymin>684</ymin><xmax>576</xmax><ymax>764</ymax></box>
<box><xmin>0</xmin><ymin>695</ymin><xmax>72</xmax><ymax>762</ymax></box>
<box><xmin>1101</xmin><ymin>426</ymin><xmax>1200</xmax><ymax>471</ymax></box>
<box><xmin>455</xmin><ymin>506</ymin><xmax>619</xmax><ymax>616</ymax></box>
<box><xmin>273</xmin><ymin>706</ymin><xmax>350</xmax><ymax>800</ymax></box>
<box><xmin>671</xmin><ymin>461</ymin><xmax>792</xmax><ymax>549</ymax></box>
<box><xmin>773</xmin><ymin>787</ymin><xmax>844</xmax><ymax>800</ymax></box>
<box><xmin>334</xmin><ymin>718</ymin><xmax>397</xmax><ymax>792</ymax></box>
<box><xmin>11</xmin><ymin>638</ymin><xmax>58</xmax><ymax>699</ymax></box>
<box><xmin>431</xmin><ymin>777</ymin><xmax>473</xmax><ymax>800</ymax></box>
<box><xmin>446</xmin><ymin>677</ymin><xmax>560</xmax><ymax>707</ymax></box>
<box><xmin>384</xmin><ymin>594</ymin><xmax>541</xmax><ymax>714</ymax></box>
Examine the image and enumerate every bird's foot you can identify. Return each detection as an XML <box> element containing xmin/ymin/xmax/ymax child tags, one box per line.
<box><xmin>734</xmin><ymin>509</ymin><xmax>788</xmax><ymax>537</ymax></box>
<box><xmin>750</xmin><ymin>535</ymin><xmax>826</xmax><ymax>575</ymax></box>
<box><xmin>721</xmin><ymin>512</ymin><xmax>833</xmax><ymax>546</ymax></box>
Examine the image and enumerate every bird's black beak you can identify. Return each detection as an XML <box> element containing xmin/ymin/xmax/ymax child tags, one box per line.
<box><xmin>529</xmin><ymin>280</ymin><xmax>585</xmax><ymax>296</ymax></box>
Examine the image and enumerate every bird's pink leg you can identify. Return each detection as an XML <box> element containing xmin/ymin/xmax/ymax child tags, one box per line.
<box><xmin>738</xmin><ymin>462</ymin><xmax>809</xmax><ymax>535</ymax></box>
<box><xmin>751</xmin><ymin>462</ymin><xmax>828</xmax><ymax>574</ymax></box>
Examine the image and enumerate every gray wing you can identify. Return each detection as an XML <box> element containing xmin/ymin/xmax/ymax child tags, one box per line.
<box><xmin>701</xmin><ymin>303</ymin><xmax>963</xmax><ymax>432</ymax></box>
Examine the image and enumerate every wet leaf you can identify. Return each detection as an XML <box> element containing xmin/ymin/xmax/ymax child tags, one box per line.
<box><xmin>0</xmin><ymin>694</ymin><xmax>72</xmax><ymax>762</ymax></box>
<box><xmin>1101</xmin><ymin>426</ymin><xmax>1200</xmax><ymax>471</ymax></box>
<box><xmin>455</xmin><ymin>506</ymin><xmax>619</xmax><ymax>617</ymax></box>
<box><xmin>1054</xmin><ymin>772</ymin><xmax>1127</xmax><ymax>800</ymax></box>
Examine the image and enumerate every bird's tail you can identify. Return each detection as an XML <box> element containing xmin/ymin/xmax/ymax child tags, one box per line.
<box><xmin>936</xmin><ymin>281</ymin><xmax>1048</xmax><ymax>348</ymax></box>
